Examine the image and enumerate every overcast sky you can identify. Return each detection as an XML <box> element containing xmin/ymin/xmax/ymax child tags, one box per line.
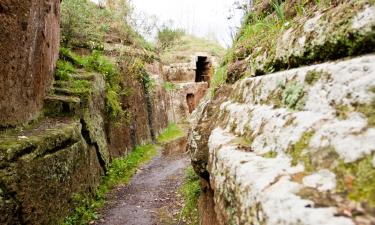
<box><xmin>130</xmin><ymin>0</ymin><xmax>244</xmax><ymax>47</ymax></box>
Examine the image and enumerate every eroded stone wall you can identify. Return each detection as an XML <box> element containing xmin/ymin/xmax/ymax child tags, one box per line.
<box><xmin>0</xmin><ymin>0</ymin><xmax>60</xmax><ymax>127</ymax></box>
<box><xmin>189</xmin><ymin>1</ymin><xmax>375</xmax><ymax>224</ymax></box>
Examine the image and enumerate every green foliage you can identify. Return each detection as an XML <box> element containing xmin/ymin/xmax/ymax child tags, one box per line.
<box><xmin>55</xmin><ymin>60</ymin><xmax>76</xmax><ymax>80</ymax></box>
<box><xmin>271</xmin><ymin>0</ymin><xmax>285</xmax><ymax>22</ymax></box>
<box><xmin>210</xmin><ymin>66</ymin><xmax>228</xmax><ymax>96</ymax></box>
<box><xmin>179</xmin><ymin>167</ymin><xmax>201</xmax><ymax>225</ymax></box>
<box><xmin>60</xmin><ymin>0</ymin><xmax>110</xmax><ymax>48</ymax></box>
<box><xmin>61</xmin><ymin>0</ymin><xmax>151</xmax><ymax>50</ymax></box>
<box><xmin>157</xmin><ymin>123</ymin><xmax>184</xmax><ymax>144</ymax></box>
<box><xmin>162</xmin><ymin>82</ymin><xmax>176</xmax><ymax>91</ymax></box>
<box><xmin>59</xmin><ymin>47</ymin><xmax>85</xmax><ymax>66</ymax></box>
<box><xmin>62</xmin><ymin>144</ymin><xmax>158</xmax><ymax>225</ymax></box>
<box><xmin>157</xmin><ymin>26</ymin><xmax>185</xmax><ymax>50</ymax></box>
<box><xmin>142</xmin><ymin>73</ymin><xmax>156</xmax><ymax>92</ymax></box>
<box><xmin>58</xmin><ymin>48</ymin><xmax>127</xmax><ymax>120</ymax></box>
<box><xmin>71</xmin><ymin>80</ymin><xmax>93</xmax><ymax>96</ymax></box>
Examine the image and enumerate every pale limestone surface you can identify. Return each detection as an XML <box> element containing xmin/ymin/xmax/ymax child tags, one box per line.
<box><xmin>190</xmin><ymin>55</ymin><xmax>375</xmax><ymax>225</ymax></box>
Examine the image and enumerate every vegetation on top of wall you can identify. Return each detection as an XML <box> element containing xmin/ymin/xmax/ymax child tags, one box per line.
<box><xmin>159</xmin><ymin>34</ymin><xmax>225</xmax><ymax>64</ymax></box>
<box><xmin>61</xmin><ymin>0</ymin><xmax>152</xmax><ymax>51</ymax></box>
<box><xmin>217</xmin><ymin>0</ymin><xmax>374</xmax><ymax>86</ymax></box>
<box><xmin>62</xmin><ymin>144</ymin><xmax>158</xmax><ymax>225</ymax></box>
<box><xmin>157</xmin><ymin>26</ymin><xmax>186</xmax><ymax>50</ymax></box>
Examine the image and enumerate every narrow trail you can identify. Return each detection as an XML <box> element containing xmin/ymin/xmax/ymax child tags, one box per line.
<box><xmin>95</xmin><ymin>148</ymin><xmax>189</xmax><ymax>225</ymax></box>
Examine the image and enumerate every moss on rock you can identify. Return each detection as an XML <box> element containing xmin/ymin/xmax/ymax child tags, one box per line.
<box><xmin>287</xmin><ymin>131</ymin><xmax>315</xmax><ymax>167</ymax></box>
<box><xmin>335</xmin><ymin>155</ymin><xmax>375</xmax><ymax>207</ymax></box>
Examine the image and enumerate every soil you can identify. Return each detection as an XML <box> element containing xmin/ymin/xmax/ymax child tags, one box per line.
<box><xmin>94</xmin><ymin>149</ymin><xmax>189</xmax><ymax>225</ymax></box>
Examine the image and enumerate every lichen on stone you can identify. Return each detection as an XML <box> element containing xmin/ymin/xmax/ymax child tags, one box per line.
<box><xmin>281</xmin><ymin>81</ymin><xmax>306</xmax><ymax>110</ymax></box>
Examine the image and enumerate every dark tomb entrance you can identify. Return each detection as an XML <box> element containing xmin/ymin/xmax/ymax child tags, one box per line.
<box><xmin>195</xmin><ymin>56</ymin><xmax>211</xmax><ymax>84</ymax></box>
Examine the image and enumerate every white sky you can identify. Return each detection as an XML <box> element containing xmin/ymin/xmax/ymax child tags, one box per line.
<box><xmin>130</xmin><ymin>0</ymin><xmax>244</xmax><ymax>47</ymax></box>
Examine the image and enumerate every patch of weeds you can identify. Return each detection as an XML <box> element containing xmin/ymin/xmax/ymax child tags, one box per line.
<box><xmin>157</xmin><ymin>123</ymin><xmax>184</xmax><ymax>144</ymax></box>
<box><xmin>62</xmin><ymin>144</ymin><xmax>158</xmax><ymax>225</ymax></box>
<box><xmin>60</xmin><ymin>47</ymin><xmax>85</xmax><ymax>66</ymax></box>
<box><xmin>162</xmin><ymin>82</ymin><xmax>176</xmax><ymax>91</ymax></box>
<box><xmin>55</xmin><ymin>60</ymin><xmax>76</xmax><ymax>80</ymax></box>
<box><xmin>271</xmin><ymin>0</ymin><xmax>285</xmax><ymax>23</ymax></box>
<box><xmin>282</xmin><ymin>81</ymin><xmax>306</xmax><ymax>110</ymax></box>
<box><xmin>70</xmin><ymin>80</ymin><xmax>92</xmax><ymax>96</ymax></box>
<box><xmin>210</xmin><ymin>65</ymin><xmax>228</xmax><ymax>97</ymax></box>
<box><xmin>142</xmin><ymin>72</ymin><xmax>156</xmax><ymax>92</ymax></box>
<box><xmin>179</xmin><ymin>166</ymin><xmax>201</xmax><ymax>225</ymax></box>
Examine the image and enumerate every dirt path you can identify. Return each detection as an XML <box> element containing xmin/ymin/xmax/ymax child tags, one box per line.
<box><xmin>94</xmin><ymin>149</ymin><xmax>189</xmax><ymax>225</ymax></box>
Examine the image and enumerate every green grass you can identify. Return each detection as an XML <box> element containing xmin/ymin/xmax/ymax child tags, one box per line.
<box><xmin>62</xmin><ymin>144</ymin><xmax>158</xmax><ymax>225</ymax></box>
<box><xmin>162</xmin><ymin>82</ymin><xmax>176</xmax><ymax>91</ymax></box>
<box><xmin>210</xmin><ymin>65</ymin><xmax>228</xmax><ymax>97</ymax></box>
<box><xmin>58</xmin><ymin>48</ymin><xmax>128</xmax><ymax>121</ymax></box>
<box><xmin>179</xmin><ymin>167</ymin><xmax>201</xmax><ymax>225</ymax></box>
<box><xmin>156</xmin><ymin>123</ymin><xmax>185</xmax><ymax>144</ymax></box>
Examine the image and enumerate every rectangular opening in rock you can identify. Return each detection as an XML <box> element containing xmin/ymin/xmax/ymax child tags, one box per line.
<box><xmin>186</xmin><ymin>93</ymin><xmax>195</xmax><ymax>113</ymax></box>
<box><xmin>195</xmin><ymin>56</ymin><xmax>210</xmax><ymax>83</ymax></box>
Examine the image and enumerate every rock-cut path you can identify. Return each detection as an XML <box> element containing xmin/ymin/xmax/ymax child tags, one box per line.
<box><xmin>94</xmin><ymin>148</ymin><xmax>189</xmax><ymax>225</ymax></box>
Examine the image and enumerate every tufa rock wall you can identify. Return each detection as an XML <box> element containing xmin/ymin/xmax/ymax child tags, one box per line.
<box><xmin>0</xmin><ymin>0</ymin><xmax>60</xmax><ymax>127</ymax></box>
<box><xmin>189</xmin><ymin>1</ymin><xmax>375</xmax><ymax>225</ymax></box>
<box><xmin>0</xmin><ymin>63</ymin><xmax>171</xmax><ymax>224</ymax></box>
